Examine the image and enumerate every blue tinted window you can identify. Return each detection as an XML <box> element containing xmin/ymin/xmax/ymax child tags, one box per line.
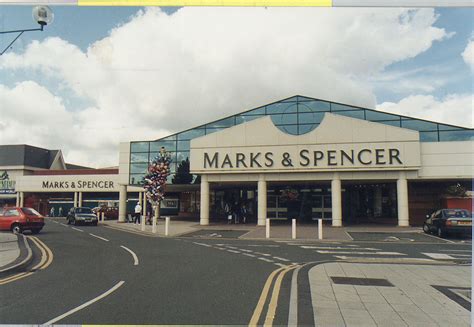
<box><xmin>176</xmin><ymin>151</ymin><xmax>190</xmax><ymax>163</ymax></box>
<box><xmin>281</xmin><ymin>96</ymin><xmax>298</xmax><ymax>102</ymax></box>
<box><xmin>150</xmin><ymin>140</ymin><xmax>176</xmax><ymax>152</ymax></box>
<box><xmin>245</xmin><ymin>106</ymin><xmax>266</xmax><ymax>115</ymax></box>
<box><xmin>271</xmin><ymin>113</ymin><xmax>297</xmax><ymax>125</ymax></box>
<box><xmin>366</xmin><ymin>110</ymin><xmax>400</xmax><ymax>121</ymax></box>
<box><xmin>267</xmin><ymin>102</ymin><xmax>297</xmax><ymax>114</ymax></box>
<box><xmin>177</xmin><ymin>140</ymin><xmax>190</xmax><ymax>151</ymax></box>
<box><xmin>131</xmin><ymin>152</ymin><xmax>149</xmax><ymax>163</ymax></box>
<box><xmin>237</xmin><ymin>115</ymin><xmax>265</xmax><ymax>124</ymax></box>
<box><xmin>378</xmin><ymin>120</ymin><xmax>401</xmax><ymax>127</ymax></box>
<box><xmin>334</xmin><ymin>110</ymin><xmax>365</xmax><ymax>120</ymax></box>
<box><xmin>298</xmin><ymin>112</ymin><xmax>325</xmax><ymax>124</ymax></box>
<box><xmin>439</xmin><ymin>130</ymin><xmax>474</xmax><ymax>141</ymax></box>
<box><xmin>277</xmin><ymin>125</ymin><xmax>298</xmax><ymax>135</ymax></box>
<box><xmin>131</xmin><ymin>142</ymin><xmax>149</xmax><ymax>152</ymax></box>
<box><xmin>331</xmin><ymin>103</ymin><xmax>358</xmax><ymax>111</ymax></box>
<box><xmin>297</xmin><ymin>96</ymin><xmax>315</xmax><ymax>102</ymax></box>
<box><xmin>401</xmin><ymin>119</ymin><xmax>438</xmax><ymax>131</ymax></box>
<box><xmin>130</xmin><ymin>163</ymin><xmax>149</xmax><ymax>174</ymax></box>
<box><xmin>177</xmin><ymin>129</ymin><xmax>205</xmax><ymax>140</ymax></box>
<box><xmin>298</xmin><ymin>101</ymin><xmax>330</xmax><ymax>112</ymax></box>
<box><xmin>206</xmin><ymin>117</ymin><xmax>235</xmax><ymax>128</ymax></box>
<box><xmin>299</xmin><ymin>124</ymin><xmax>318</xmax><ymax>134</ymax></box>
<box><xmin>206</xmin><ymin>127</ymin><xmax>225</xmax><ymax>134</ymax></box>
<box><xmin>130</xmin><ymin>174</ymin><xmax>144</xmax><ymax>185</ymax></box>
<box><xmin>437</xmin><ymin>124</ymin><xmax>462</xmax><ymax>131</ymax></box>
<box><xmin>419</xmin><ymin>131</ymin><xmax>439</xmax><ymax>142</ymax></box>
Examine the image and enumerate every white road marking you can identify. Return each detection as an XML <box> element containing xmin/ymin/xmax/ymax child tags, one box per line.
<box><xmin>273</xmin><ymin>256</ymin><xmax>290</xmax><ymax>262</ymax></box>
<box><xmin>446</xmin><ymin>254</ymin><xmax>472</xmax><ymax>257</ymax></box>
<box><xmin>214</xmin><ymin>247</ymin><xmax>227</xmax><ymax>251</ymax></box>
<box><xmin>225</xmin><ymin>246</ymin><xmax>238</xmax><ymax>249</ymax></box>
<box><xmin>317</xmin><ymin>250</ymin><xmax>406</xmax><ymax>255</ymax></box>
<box><xmin>422</xmin><ymin>253</ymin><xmax>457</xmax><ymax>259</ymax></box>
<box><xmin>240</xmin><ymin>249</ymin><xmax>253</xmax><ymax>253</ymax></box>
<box><xmin>242</xmin><ymin>253</ymin><xmax>256</xmax><ymax>258</ymax></box>
<box><xmin>302</xmin><ymin>246</ymin><xmax>380</xmax><ymax>250</ymax></box>
<box><xmin>71</xmin><ymin>227</ymin><xmax>84</xmax><ymax>232</ymax></box>
<box><xmin>254</xmin><ymin>252</ymin><xmax>271</xmax><ymax>256</ymax></box>
<box><xmin>89</xmin><ymin>233</ymin><xmax>109</xmax><ymax>242</ymax></box>
<box><xmin>421</xmin><ymin>233</ymin><xmax>456</xmax><ymax>243</ymax></box>
<box><xmin>226</xmin><ymin>249</ymin><xmax>240</xmax><ymax>254</ymax></box>
<box><xmin>60</xmin><ymin>223</ymin><xmax>69</xmax><ymax>227</ymax></box>
<box><xmin>334</xmin><ymin>256</ymin><xmax>437</xmax><ymax>262</ymax></box>
<box><xmin>120</xmin><ymin>245</ymin><xmax>139</xmax><ymax>265</ymax></box>
<box><xmin>440</xmin><ymin>249</ymin><xmax>471</xmax><ymax>252</ymax></box>
<box><xmin>258</xmin><ymin>257</ymin><xmax>274</xmax><ymax>263</ymax></box>
<box><xmin>193</xmin><ymin>242</ymin><xmax>211</xmax><ymax>247</ymax></box>
<box><xmin>43</xmin><ymin>281</ymin><xmax>125</xmax><ymax>325</ymax></box>
<box><xmin>288</xmin><ymin>265</ymin><xmax>302</xmax><ymax>326</ymax></box>
<box><xmin>274</xmin><ymin>263</ymin><xmax>288</xmax><ymax>268</ymax></box>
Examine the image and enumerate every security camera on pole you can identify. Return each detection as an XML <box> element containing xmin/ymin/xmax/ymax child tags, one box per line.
<box><xmin>142</xmin><ymin>147</ymin><xmax>172</xmax><ymax>233</ymax></box>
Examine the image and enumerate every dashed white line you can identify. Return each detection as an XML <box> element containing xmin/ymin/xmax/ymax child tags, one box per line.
<box><xmin>120</xmin><ymin>245</ymin><xmax>139</xmax><ymax>265</ymax></box>
<box><xmin>43</xmin><ymin>281</ymin><xmax>125</xmax><ymax>325</ymax></box>
<box><xmin>193</xmin><ymin>242</ymin><xmax>211</xmax><ymax>247</ymax></box>
<box><xmin>317</xmin><ymin>250</ymin><xmax>406</xmax><ymax>255</ymax></box>
<box><xmin>254</xmin><ymin>252</ymin><xmax>272</xmax><ymax>256</ymax></box>
<box><xmin>60</xmin><ymin>223</ymin><xmax>69</xmax><ymax>227</ymax></box>
<box><xmin>258</xmin><ymin>257</ymin><xmax>274</xmax><ymax>263</ymax></box>
<box><xmin>274</xmin><ymin>263</ymin><xmax>288</xmax><ymax>268</ymax></box>
<box><xmin>242</xmin><ymin>253</ymin><xmax>256</xmax><ymax>258</ymax></box>
<box><xmin>302</xmin><ymin>246</ymin><xmax>380</xmax><ymax>250</ymax></box>
<box><xmin>89</xmin><ymin>233</ymin><xmax>109</xmax><ymax>242</ymax></box>
<box><xmin>240</xmin><ymin>249</ymin><xmax>253</xmax><ymax>253</ymax></box>
<box><xmin>227</xmin><ymin>249</ymin><xmax>240</xmax><ymax>254</ymax></box>
<box><xmin>422</xmin><ymin>253</ymin><xmax>456</xmax><ymax>259</ymax></box>
<box><xmin>273</xmin><ymin>256</ymin><xmax>290</xmax><ymax>262</ymax></box>
<box><xmin>71</xmin><ymin>227</ymin><xmax>84</xmax><ymax>232</ymax></box>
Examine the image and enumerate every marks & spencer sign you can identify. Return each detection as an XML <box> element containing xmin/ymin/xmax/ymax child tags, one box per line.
<box><xmin>41</xmin><ymin>180</ymin><xmax>115</xmax><ymax>190</ymax></box>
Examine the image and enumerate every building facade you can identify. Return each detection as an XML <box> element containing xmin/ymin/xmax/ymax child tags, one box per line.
<box><xmin>121</xmin><ymin>95</ymin><xmax>474</xmax><ymax>226</ymax></box>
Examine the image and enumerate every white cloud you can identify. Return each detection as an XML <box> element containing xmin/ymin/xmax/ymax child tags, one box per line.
<box><xmin>0</xmin><ymin>8</ymin><xmax>452</xmax><ymax>166</ymax></box>
<box><xmin>377</xmin><ymin>94</ymin><xmax>473</xmax><ymax>128</ymax></box>
<box><xmin>461</xmin><ymin>38</ymin><xmax>473</xmax><ymax>69</ymax></box>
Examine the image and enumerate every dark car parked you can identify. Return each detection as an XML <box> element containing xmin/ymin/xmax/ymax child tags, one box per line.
<box><xmin>423</xmin><ymin>209</ymin><xmax>472</xmax><ymax>237</ymax></box>
<box><xmin>67</xmin><ymin>207</ymin><xmax>98</xmax><ymax>226</ymax></box>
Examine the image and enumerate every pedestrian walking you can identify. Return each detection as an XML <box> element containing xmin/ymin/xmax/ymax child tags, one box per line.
<box><xmin>233</xmin><ymin>201</ymin><xmax>239</xmax><ymax>224</ymax></box>
<box><xmin>50</xmin><ymin>207</ymin><xmax>55</xmax><ymax>217</ymax></box>
<box><xmin>134</xmin><ymin>202</ymin><xmax>142</xmax><ymax>224</ymax></box>
<box><xmin>225</xmin><ymin>202</ymin><xmax>232</xmax><ymax>224</ymax></box>
<box><xmin>241</xmin><ymin>204</ymin><xmax>247</xmax><ymax>224</ymax></box>
<box><xmin>58</xmin><ymin>206</ymin><xmax>63</xmax><ymax>217</ymax></box>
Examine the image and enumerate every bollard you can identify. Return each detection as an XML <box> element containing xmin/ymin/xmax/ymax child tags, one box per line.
<box><xmin>165</xmin><ymin>217</ymin><xmax>170</xmax><ymax>236</ymax></box>
<box><xmin>292</xmin><ymin>219</ymin><xmax>296</xmax><ymax>239</ymax></box>
<box><xmin>97</xmin><ymin>211</ymin><xmax>100</xmax><ymax>222</ymax></box>
<box><xmin>318</xmin><ymin>219</ymin><xmax>323</xmax><ymax>240</ymax></box>
<box><xmin>141</xmin><ymin>215</ymin><xmax>145</xmax><ymax>231</ymax></box>
<box><xmin>152</xmin><ymin>214</ymin><xmax>157</xmax><ymax>234</ymax></box>
<box><xmin>266</xmin><ymin>218</ymin><xmax>270</xmax><ymax>239</ymax></box>
<box><xmin>101</xmin><ymin>212</ymin><xmax>105</xmax><ymax>222</ymax></box>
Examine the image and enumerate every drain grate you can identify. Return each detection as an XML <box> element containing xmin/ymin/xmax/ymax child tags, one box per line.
<box><xmin>331</xmin><ymin>277</ymin><xmax>394</xmax><ymax>287</ymax></box>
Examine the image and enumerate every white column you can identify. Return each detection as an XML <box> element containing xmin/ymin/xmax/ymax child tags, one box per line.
<box><xmin>397</xmin><ymin>172</ymin><xmax>409</xmax><ymax>227</ymax></box>
<box><xmin>143</xmin><ymin>195</ymin><xmax>147</xmax><ymax>218</ymax></box>
<box><xmin>73</xmin><ymin>192</ymin><xmax>77</xmax><ymax>207</ymax></box>
<box><xmin>16</xmin><ymin>192</ymin><xmax>20</xmax><ymax>207</ymax></box>
<box><xmin>78</xmin><ymin>192</ymin><xmax>83</xmax><ymax>207</ymax></box>
<box><xmin>118</xmin><ymin>184</ymin><xmax>127</xmax><ymax>222</ymax></box>
<box><xmin>200</xmin><ymin>175</ymin><xmax>210</xmax><ymax>226</ymax></box>
<box><xmin>257</xmin><ymin>174</ymin><xmax>267</xmax><ymax>226</ymax></box>
<box><xmin>138</xmin><ymin>192</ymin><xmax>143</xmax><ymax>209</ymax></box>
<box><xmin>331</xmin><ymin>173</ymin><xmax>342</xmax><ymax>227</ymax></box>
<box><xmin>19</xmin><ymin>192</ymin><xmax>24</xmax><ymax>207</ymax></box>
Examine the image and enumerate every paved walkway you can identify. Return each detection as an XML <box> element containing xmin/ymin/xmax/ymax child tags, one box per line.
<box><xmin>309</xmin><ymin>262</ymin><xmax>471</xmax><ymax>327</ymax></box>
<box><xmin>0</xmin><ymin>232</ymin><xmax>20</xmax><ymax>269</ymax></box>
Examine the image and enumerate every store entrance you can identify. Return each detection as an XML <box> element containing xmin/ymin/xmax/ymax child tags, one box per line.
<box><xmin>343</xmin><ymin>182</ymin><xmax>398</xmax><ymax>225</ymax></box>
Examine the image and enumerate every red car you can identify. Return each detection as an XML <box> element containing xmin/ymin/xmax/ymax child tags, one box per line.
<box><xmin>0</xmin><ymin>207</ymin><xmax>45</xmax><ymax>234</ymax></box>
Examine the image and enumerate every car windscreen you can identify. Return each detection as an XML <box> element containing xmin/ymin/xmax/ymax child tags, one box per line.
<box><xmin>76</xmin><ymin>208</ymin><xmax>93</xmax><ymax>214</ymax></box>
<box><xmin>443</xmin><ymin>209</ymin><xmax>471</xmax><ymax>218</ymax></box>
<box><xmin>22</xmin><ymin>208</ymin><xmax>42</xmax><ymax>216</ymax></box>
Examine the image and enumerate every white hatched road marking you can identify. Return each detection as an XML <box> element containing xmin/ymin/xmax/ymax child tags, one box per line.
<box><xmin>71</xmin><ymin>227</ymin><xmax>84</xmax><ymax>232</ymax></box>
<box><xmin>422</xmin><ymin>253</ymin><xmax>457</xmax><ymax>259</ymax></box>
<box><xmin>302</xmin><ymin>246</ymin><xmax>380</xmax><ymax>250</ymax></box>
<box><xmin>120</xmin><ymin>245</ymin><xmax>139</xmax><ymax>265</ymax></box>
<box><xmin>193</xmin><ymin>242</ymin><xmax>211</xmax><ymax>247</ymax></box>
<box><xmin>317</xmin><ymin>250</ymin><xmax>406</xmax><ymax>255</ymax></box>
<box><xmin>258</xmin><ymin>257</ymin><xmax>274</xmax><ymax>263</ymax></box>
<box><xmin>43</xmin><ymin>281</ymin><xmax>125</xmax><ymax>325</ymax></box>
<box><xmin>60</xmin><ymin>223</ymin><xmax>69</xmax><ymax>227</ymax></box>
<box><xmin>254</xmin><ymin>252</ymin><xmax>272</xmax><ymax>256</ymax></box>
<box><xmin>89</xmin><ymin>233</ymin><xmax>109</xmax><ymax>242</ymax></box>
<box><xmin>240</xmin><ymin>249</ymin><xmax>253</xmax><ymax>253</ymax></box>
<box><xmin>242</xmin><ymin>253</ymin><xmax>256</xmax><ymax>258</ymax></box>
<box><xmin>227</xmin><ymin>249</ymin><xmax>240</xmax><ymax>254</ymax></box>
<box><xmin>214</xmin><ymin>247</ymin><xmax>226</xmax><ymax>251</ymax></box>
<box><xmin>273</xmin><ymin>256</ymin><xmax>290</xmax><ymax>262</ymax></box>
<box><xmin>274</xmin><ymin>263</ymin><xmax>288</xmax><ymax>268</ymax></box>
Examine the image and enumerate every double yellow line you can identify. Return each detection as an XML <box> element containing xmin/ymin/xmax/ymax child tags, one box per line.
<box><xmin>0</xmin><ymin>236</ymin><xmax>54</xmax><ymax>285</ymax></box>
<box><xmin>249</xmin><ymin>264</ymin><xmax>298</xmax><ymax>326</ymax></box>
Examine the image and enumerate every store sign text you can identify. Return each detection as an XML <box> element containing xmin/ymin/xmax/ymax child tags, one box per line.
<box><xmin>203</xmin><ymin>148</ymin><xmax>403</xmax><ymax>169</ymax></box>
<box><xmin>42</xmin><ymin>180</ymin><xmax>115</xmax><ymax>189</ymax></box>
<box><xmin>0</xmin><ymin>171</ymin><xmax>15</xmax><ymax>194</ymax></box>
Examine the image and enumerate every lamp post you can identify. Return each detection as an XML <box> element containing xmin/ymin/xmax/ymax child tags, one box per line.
<box><xmin>0</xmin><ymin>6</ymin><xmax>54</xmax><ymax>56</ymax></box>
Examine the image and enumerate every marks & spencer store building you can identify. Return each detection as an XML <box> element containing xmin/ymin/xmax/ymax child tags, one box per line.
<box><xmin>119</xmin><ymin>95</ymin><xmax>474</xmax><ymax>227</ymax></box>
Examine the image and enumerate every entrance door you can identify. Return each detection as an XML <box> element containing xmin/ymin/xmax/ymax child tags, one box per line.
<box><xmin>311</xmin><ymin>194</ymin><xmax>332</xmax><ymax>220</ymax></box>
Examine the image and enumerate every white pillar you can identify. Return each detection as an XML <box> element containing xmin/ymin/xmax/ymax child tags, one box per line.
<box><xmin>331</xmin><ymin>174</ymin><xmax>342</xmax><ymax>227</ymax></box>
<box><xmin>292</xmin><ymin>219</ymin><xmax>296</xmax><ymax>239</ymax></box>
<box><xmin>73</xmin><ymin>192</ymin><xmax>77</xmax><ymax>207</ymax></box>
<box><xmin>152</xmin><ymin>207</ymin><xmax>158</xmax><ymax>233</ymax></box>
<box><xmin>138</xmin><ymin>192</ymin><xmax>143</xmax><ymax>209</ymax></box>
<box><xmin>200</xmin><ymin>175</ymin><xmax>210</xmax><ymax>226</ymax></box>
<box><xmin>16</xmin><ymin>192</ymin><xmax>20</xmax><ymax>207</ymax></box>
<box><xmin>78</xmin><ymin>192</ymin><xmax>83</xmax><ymax>207</ymax></box>
<box><xmin>118</xmin><ymin>184</ymin><xmax>127</xmax><ymax>222</ymax></box>
<box><xmin>257</xmin><ymin>174</ymin><xmax>267</xmax><ymax>226</ymax></box>
<box><xmin>19</xmin><ymin>192</ymin><xmax>24</xmax><ymax>207</ymax></box>
<box><xmin>165</xmin><ymin>217</ymin><xmax>170</xmax><ymax>236</ymax></box>
<box><xmin>397</xmin><ymin>172</ymin><xmax>409</xmax><ymax>227</ymax></box>
<box><xmin>318</xmin><ymin>219</ymin><xmax>323</xmax><ymax>240</ymax></box>
<box><xmin>143</xmin><ymin>195</ymin><xmax>147</xmax><ymax>218</ymax></box>
<box><xmin>266</xmin><ymin>218</ymin><xmax>270</xmax><ymax>239</ymax></box>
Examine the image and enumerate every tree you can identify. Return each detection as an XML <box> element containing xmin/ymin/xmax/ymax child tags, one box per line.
<box><xmin>172</xmin><ymin>158</ymin><xmax>193</xmax><ymax>184</ymax></box>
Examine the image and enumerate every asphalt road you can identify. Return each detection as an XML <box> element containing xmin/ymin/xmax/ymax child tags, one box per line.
<box><xmin>0</xmin><ymin>218</ymin><xmax>471</xmax><ymax>325</ymax></box>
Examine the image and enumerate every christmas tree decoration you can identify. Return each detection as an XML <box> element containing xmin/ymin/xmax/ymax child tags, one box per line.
<box><xmin>142</xmin><ymin>147</ymin><xmax>172</xmax><ymax>206</ymax></box>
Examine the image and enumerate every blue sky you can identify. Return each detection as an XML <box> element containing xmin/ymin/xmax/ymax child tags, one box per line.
<box><xmin>0</xmin><ymin>7</ymin><xmax>472</xmax><ymax>166</ymax></box>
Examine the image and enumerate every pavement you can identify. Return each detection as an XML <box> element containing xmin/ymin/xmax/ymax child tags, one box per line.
<box><xmin>309</xmin><ymin>262</ymin><xmax>472</xmax><ymax>327</ymax></box>
<box><xmin>0</xmin><ymin>232</ymin><xmax>32</xmax><ymax>275</ymax></box>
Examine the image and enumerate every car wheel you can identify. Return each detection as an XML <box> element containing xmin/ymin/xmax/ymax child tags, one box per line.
<box><xmin>11</xmin><ymin>224</ymin><xmax>22</xmax><ymax>234</ymax></box>
<box><xmin>437</xmin><ymin>227</ymin><xmax>445</xmax><ymax>238</ymax></box>
<box><xmin>31</xmin><ymin>228</ymin><xmax>41</xmax><ymax>234</ymax></box>
<box><xmin>423</xmin><ymin>223</ymin><xmax>431</xmax><ymax>234</ymax></box>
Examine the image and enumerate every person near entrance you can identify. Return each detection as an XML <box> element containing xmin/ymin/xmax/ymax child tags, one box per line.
<box><xmin>225</xmin><ymin>202</ymin><xmax>232</xmax><ymax>224</ymax></box>
<box><xmin>50</xmin><ymin>207</ymin><xmax>55</xmax><ymax>217</ymax></box>
<box><xmin>134</xmin><ymin>202</ymin><xmax>142</xmax><ymax>224</ymax></box>
<box><xmin>240</xmin><ymin>204</ymin><xmax>247</xmax><ymax>224</ymax></box>
<box><xmin>58</xmin><ymin>206</ymin><xmax>63</xmax><ymax>217</ymax></box>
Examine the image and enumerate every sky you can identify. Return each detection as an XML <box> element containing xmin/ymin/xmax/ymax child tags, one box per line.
<box><xmin>0</xmin><ymin>6</ymin><xmax>473</xmax><ymax>168</ymax></box>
